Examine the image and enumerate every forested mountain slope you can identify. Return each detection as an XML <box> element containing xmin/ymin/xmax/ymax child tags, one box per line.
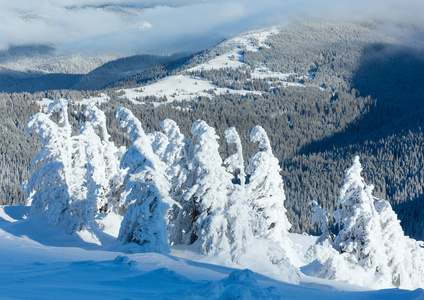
<box><xmin>1</xmin><ymin>17</ymin><xmax>424</xmax><ymax>239</ymax></box>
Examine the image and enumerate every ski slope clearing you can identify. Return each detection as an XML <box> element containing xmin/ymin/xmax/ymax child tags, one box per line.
<box><xmin>1</xmin><ymin>206</ymin><xmax>422</xmax><ymax>299</ymax></box>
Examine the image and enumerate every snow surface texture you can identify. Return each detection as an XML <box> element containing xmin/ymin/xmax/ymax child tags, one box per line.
<box><xmin>1</xmin><ymin>206</ymin><xmax>423</xmax><ymax>299</ymax></box>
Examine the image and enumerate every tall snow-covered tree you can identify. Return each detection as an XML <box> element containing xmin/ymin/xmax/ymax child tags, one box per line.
<box><xmin>82</xmin><ymin>102</ymin><xmax>124</xmax><ymax>213</ymax></box>
<box><xmin>24</xmin><ymin>99</ymin><xmax>98</xmax><ymax>233</ymax></box>
<box><xmin>116</xmin><ymin>108</ymin><xmax>172</xmax><ymax>253</ymax></box>
<box><xmin>66</xmin><ymin>134</ymin><xmax>98</xmax><ymax>233</ymax></box>
<box><xmin>159</xmin><ymin>119</ymin><xmax>193</xmax><ymax>245</ymax></box>
<box><xmin>246</xmin><ymin>126</ymin><xmax>291</xmax><ymax>243</ymax></box>
<box><xmin>24</xmin><ymin>99</ymin><xmax>73</xmax><ymax>227</ymax></box>
<box><xmin>332</xmin><ymin>156</ymin><xmax>390</xmax><ymax>283</ymax></box>
<box><xmin>246</xmin><ymin>125</ymin><xmax>299</xmax><ymax>266</ymax></box>
<box><xmin>185</xmin><ymin>120</ymin><xmax>233</xmax><ymax>254</ymax></box>
<box><xmin>224</xmin><ymin>127</ymin><xmax>253</xmax><ymax>263</ymax></box>
<box><xmin>310</xmin><ymin>156</ymin><xmax>424</xmax><ymax>289</ymax></box>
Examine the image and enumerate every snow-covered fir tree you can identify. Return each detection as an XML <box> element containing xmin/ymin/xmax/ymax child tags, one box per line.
<box><xmin>375</xmin><ymin>199</ymin><xmax>424</xmax><ymax>288</ymax></box>
<box><xmin>115</xmin><ymin>108</ymin><xmax>173</xmax><ymax>253</ymax></box>
<box><xmin>332</xmin><ymin>156</ymin><xmax>390</xmax><ymax>283</ymax></box>
<box><xmin>159</xmin><ymin>119</ymin><xmax>193</xmax><ymax>245</ymax></box>
<box><xmin>309</xmin><ymin>156</ymin><xmax>393</xmax><ymax>287</ymax></box>
<box><xmin>81</xmin><ymin>102</ymin><xmax>124</xmax><ymax>213</ymax></box>
<box><xmin>24</xmin><ymin>99</ymin><xmax>74</xmax><ymax>227</ymax></box>
<box><xmin>224</xmin><ymin>127</ymin><xmax>254</xmax><ymax>263</ymax></box>
<box><xmin>24</xmin><ymin>99</ymin><xmax>98</xmax><ymax>233</ymax></box>
<box><xmin>246</xmin><ymin>126</ymin><xmax>291</xmax><ymax>241</ymax></box>
<box><xmin>184</xmin><ymin>120</ymin><xmax>233</xmax><ymax>254</ymax></box>
<box><xmin>246</xmin><ymin>128</ymin><xmax>291</xmax><ymax>236</ymax></box>
<box><xmin>308</xmin><ymin>156</ymin><xmax>424</xmax><ymax>289</ymax></box>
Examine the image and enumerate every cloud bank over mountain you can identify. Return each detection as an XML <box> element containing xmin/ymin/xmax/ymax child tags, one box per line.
<box><xmin>1</xmin><ymin>0</ymin><xmax>423</xmax><ymax>55</ymax></box>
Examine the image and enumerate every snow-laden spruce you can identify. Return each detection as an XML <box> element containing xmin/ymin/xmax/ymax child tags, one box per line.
<box><xmin>246</xmin><ymin>125</ymin><xmax>300</xmax><ymax>267</ymax></box>
<box><xmin>374</xmin><ymin>199</ymin><xmax>424</xmax><ymax>289</ymax></box>
<box><xmin>224</xmin><ymin>127</ymin><xmax>254</xmax><ymax>263</ymax></box>
<box><xmin>24</xmin><ymin>99</ymin><xmax>106</xmax><ymax>233</ymax></box>
<box><xmin>307</xmin><ymin>156</ymin><xmax>424</xmax><ymax>289</ymax></box>
<box><xmin>115</xmin><ymin>108</ymin><xmax>173</xmax><ymax>253</ymax></box>
<box><xmin>24</xmin><ymin>100</ymin><xmax>125</xmax><ymax>234</ymax></box>
<box><xmin>82</xmin><ymin>102</ymin><xmax>124</xmax><ymax>213</ymax></box>
<box><xmin>24</xmin><ymin>99</ymin><xmax>77</xmax><ymax>231</ymax></box>
<box><xmin>159</xmin><ymin>119</ymin><xmax>193</xmax><ymax>245</ymax></box>
<box><xmin>333</xmin><ymin>156</ymin><xmax>390</xmax><ymax>281</ymax></box>
<box><xmin>184</xmin><ymin>120</ymin><xmax>233</xmax><ymax>254</ymax></box>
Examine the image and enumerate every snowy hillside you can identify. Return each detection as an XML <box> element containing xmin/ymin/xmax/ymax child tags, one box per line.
<box><xmin>118</xmin><ymin>26</ymin><xmax>308</xmax><ymax>106</ymax></box>
<box><xmin>1</xmin><ymin>206</ymin><xmax>422</xmax><ymax>299</ymax></box>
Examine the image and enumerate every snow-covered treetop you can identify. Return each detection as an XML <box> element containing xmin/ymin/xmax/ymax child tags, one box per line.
<box><xmin>46</xmin><ymin>99</ymin><xmax>70</xmax><ymax>127</ymax></box>
<box><xmin>83</xmin><ymin>102</ymin><xmax>110</xmax><ymax>142</ymax></box>
<box><xmin>116</xmin><ymin>107</ymin><xmax>145</xmax><ymax>143</ymax></box>
<box><xmin>190</xmin><ymin>120</ymin><xmax>224</xmax><ymax>169</ymax></box>
<box><xmin>191</xmin><ymin>120</ymin><xmax>219</xmax><ymax>142</ymax></box>
<box><xmin>224</xmin><ymin>127</ymin><xmax>245</xmax><ymax>185</ymax></box>
<box><xmin>309</xmin><ymin>200</ymin><xmax>330</xmax><ymax>228</ymax></box>
<box><xmin>160</xmin><ymin>119</ymin><xmax>193</xmax><ymax>173</ymax></box>
<box><xmin>148</xmin><ymin>131</ymin><xmax>169</xmax><ymax>160</ymax></box>
<box><xmin>161</xmin><ymin>119</ymin><xmax>181</xmax><ymax>142</ymax></box>
<box><xmin>250</xmin><ymin>125</ymin><xmax>271</xmax><ymax>152</ymax></box>
<box><xmin>338</xmin><ymin>156</ymin><xmax>372</xmax><ymax>207</ymax></box>
<box><xmin>26</xmin><ymin>99</ymin><xmax>71</xmax><ymax>145</ymax></box>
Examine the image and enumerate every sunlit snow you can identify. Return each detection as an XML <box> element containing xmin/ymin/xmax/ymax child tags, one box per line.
<box><xmin>0</xmin><ymin>206</ymin><xmax>422</xmax><ymax>299</ymax></box>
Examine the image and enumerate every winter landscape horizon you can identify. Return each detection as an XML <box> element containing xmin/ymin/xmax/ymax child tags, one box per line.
<box><xmin>1</xmin><ymin>1</ymin><xmax>424</xmax><ymax>299</ymax></box>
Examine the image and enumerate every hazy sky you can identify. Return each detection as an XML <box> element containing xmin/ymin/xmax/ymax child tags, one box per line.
<box><xmin>1</xmin><ymin>0</ymin><xmax>423</xmax><ymax>55</ymax></box>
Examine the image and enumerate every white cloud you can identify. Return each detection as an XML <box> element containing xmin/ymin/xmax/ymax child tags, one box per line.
<box><xmin>1</xmin><ymin>0</ymin><xmax>423</xmax><ymax>55</ymax></box>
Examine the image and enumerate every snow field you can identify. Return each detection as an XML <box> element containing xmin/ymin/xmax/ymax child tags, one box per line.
<box><xmin>1</xmin><ymin>206</ymin><xmax>422</xmax><ymax>299</ymax></box>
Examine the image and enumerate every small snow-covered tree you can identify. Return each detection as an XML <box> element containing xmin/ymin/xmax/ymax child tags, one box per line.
<box><xmin>116</xmin><ymin>108</ymin><xmax>172</xmax><ymax>253</ymax></box>
<box><xmin>309</xmin><ymin>200</ymin><xmax>334</xmax><ymax>245</ymax></box>
<box><xmin>185</xmin><ymin>120</ymin><xmax>233</xmax><ymax>254</ymax></box>
<box><xmin>159</xmin><ymin>119</ymin><xmax>193</xmax><ymax>245</ymax></box>
<box><xmin>331</xmin><ymin>156</ymin><xmax>390</xmax><ymax>284</ymax></box>
<box><xmin>224</xmin><ymin>127</ymin><xmax>253</xmax><ymax>263</ymax></box>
